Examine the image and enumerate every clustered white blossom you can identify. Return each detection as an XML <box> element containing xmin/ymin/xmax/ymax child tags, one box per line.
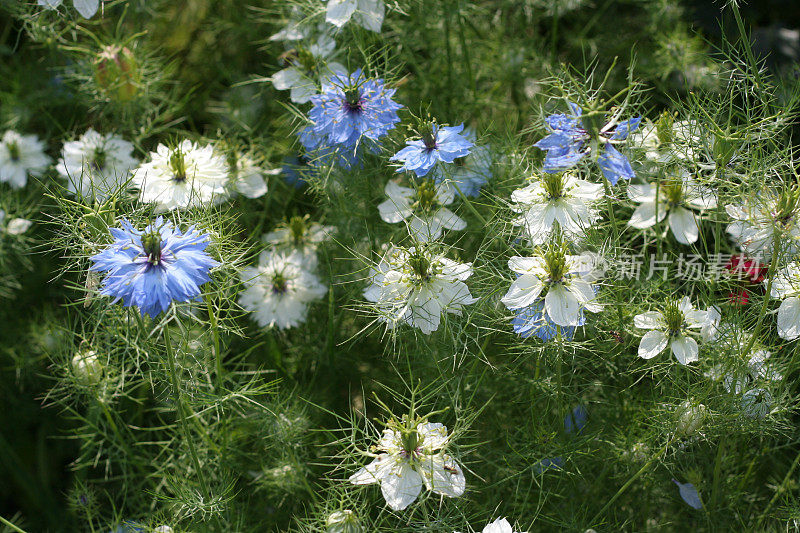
<box><xmin>349</xmin><ymin>417</ymin><xmax>465</xmax><ymax>511</ymax></box>
<box><xmin>378</xmin><ymin>180</ymin><xmax>466</xmax><ymax>242</ymax></box>
<box><xmin>363</xmin><ymin>245</ymin><xmax>477</xmax><ymax>335</ymax></box>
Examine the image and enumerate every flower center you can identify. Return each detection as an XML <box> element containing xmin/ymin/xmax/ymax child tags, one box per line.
<box><xmin>542</xmin><ymin>172</ymin><xmax>566</xmax><ymax>200</ymax></box>
<box><xmin>656</xmin><ymin>110</ymin><xmax>675</xmax><ymax>146</ymax></box>
<box><xmin>91</xmin><ymin>147</ymin><xmax>107</xmax><ymax>171</ymax></box>
<box><xmin>344</xmin><ymin>87</ymin><xmax>363</xmax><ymax>112</ymax></box>
<box><xmin>399</xmin><ymin>427</ymin><xmax>421</xmax><ymax>458</ymax></box>
<box><xmin>6</xmin><ymin>140</ymin><xmax>20</xmax><ymax>162</ymax></box>
<box><xmin>414</xmin><ymin>180</ymin><xmax>439</xmax><ymax>214</ymax></box>
<box><xmin>141</xmin><ymin>231</ymin><xmax>163</xmax><ymax>265</ymax></box>
<box><xmin>543</xmin><ymin>244</ymin><xmax>567</xmax><ymax>284</ymax></box>
<box><xmin>169</xmin><ymin>149</ymin><xmax>188</xmax><ymax>182</ymax></box>
<box><xmin>289</xmin><ymin>216</ymin><xmax>307</xmax><ymax>245</ymax></box>
<box><xmin>661</xmin><ymin>180</ymin><xmax>683</xmax><ymax>207</ymax></box>
<box><xmin>773</xmin><ymin>188</ymin><xmax>799</xmax><ymax>226</ymax></box>
<box><xmin>662</xmin><ymin>301</ymin><xmax>686</xmax><ymax>337</ymax></box>
<box><xmin>408</xmin><ymin>250</ymin><xmax>432</xmax><ymax>283</ymax></box>
<box><xmin>420</xmin><ymin>122</ymin><xmax>438</xmax><ymax>151</ymax></box>
<box><xmin>271</xmin><ymin>272</ymin><xmax>289</xmax><ymax>294</ymax></box>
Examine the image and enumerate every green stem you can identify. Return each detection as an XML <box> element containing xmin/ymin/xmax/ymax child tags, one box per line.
<box><xmin>755</xmin><ymin>446</ymin><xmax>800</xmax><ymax>529</ymax></box>
<box><xmin>452</xmin><ymin>181</ymin><xmax>488</xmax><ymax>226</ymax></box>
<box><xmin>205</xmin><ymin>292</ymin><xmax>223</xmax><ymax>385</ymax></box>
<box><xmin>590</xmin><ymin>437</ymin><xmax>674</xmax><ymax>525</ymax></box>
<box><xmin>0</xmin><ymin>516</ymin><xmax>27</xmax><ymax>533</ymax></box>
<box><xmin>163</xmin><ymin>323</ymin><xmax>209</xmax><ymax>495</ymax></box>
<box><xmin>741</xmin><ymin>229</ymin><xmax>782</xmax><ymax>357</ymax></box>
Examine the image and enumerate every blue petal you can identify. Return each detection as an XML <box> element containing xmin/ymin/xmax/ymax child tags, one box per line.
<box><xmin>611</xmin><ymin>117</ymin><xmax>642</xmax><ymax>140</ymax></box>
<box><xmin>673</xmin><ymin>480</ymin><xmax>703</xmax><ymax>510</ymax></box>
<box><xmin>597</xmin><ymin>144</ymin><xmax>635</xmax><ymax>185</ymax></box>
<box><xmin>564</xmin><ymin>405</ymin><xmax>588</xmax><ymax>434</ymax></box>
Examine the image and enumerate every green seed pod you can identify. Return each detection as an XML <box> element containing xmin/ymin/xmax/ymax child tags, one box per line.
<box><xmin>71</xmin><ymin>350</ymin><xmax>104</xmax><ymax>386</ymax></box>
<box><xmin>326</xmin><ymin>510</ymin><xmax>363</xmax><ymax>533</ymax></box>
<box><xmin>94</xmin><ymin>45</ymin><xmax>141</xmax><ymax>103</ymax></box>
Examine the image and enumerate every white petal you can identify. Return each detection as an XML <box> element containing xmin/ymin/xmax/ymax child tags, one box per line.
<box><xmin>777</xmin><ymin>297</ymin><xmax>800</xmax><ymax>340</ymax></box>
<box><xmin>500</xmin><ymin>275</ymin><xmax>544</xmax><ymax>310</ymax></box>
<box><xmin>326</xmin><ymin>0</ymin><xmax>357</xmax><ymax>27</ymax></box>
<box><xmin>634</xmin><ymin>311</ymin><xmax>663</xmax><ymax>330</ymax></box>
<box><xmin>671</xmin><ymin>335</ymin><xmax>699</xmax><ymax>365</ymax></box>
<box><xmin>380</xmin><ymin>461</ymin><xmax>423</xmax><ymax>511</ymax></box>
<box><xmin>544</xmin><ymin>284</ymin><xmax>579</xmax><ymax>327</ymax></box>
<box><xmin>234</xmin><ymin>171</ymin><xmax>268</xmax><ymax>198</ymax></box>
<box><xmin>638</xmin><ymin>330</ymin><xmax>668</xmax><ymax>359</ymax></box>
<box><xmin>418</xmin><ymin>454</ymin><xmax>465</xmax><ymax>498</ymax></box>
<box><xmin>349</xmin><ymin>456</ymin><xmax>387</xmax><ymax>485</ymax></box>
<box><xmin>668</xmin><ymin>207</ymin><xmax>700</xmax><ymax>244</ymax></box>
<box><xmin>73</xmin><ymin>0</ymin><xmax>98</xmax><ymax>18</ymax></box>
<box><xmin>355</xmin><ymin>0</ymin><xmax>385</xmax><ymax>32</ymax></box>
<box><xmin>272</xmin><ymin>67</ymin><xmax>303</xmax><ymax>90</ymax></box>
<box><xmin>629</xmin><ymin>201</ymin><xmax>666</xmax><ymax>229</ymax></box>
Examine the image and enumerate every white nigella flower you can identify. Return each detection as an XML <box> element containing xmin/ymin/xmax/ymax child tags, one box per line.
<box><xmin>238</xmin><ymin>249</ymin><xmax>327</xmax><ymax>330</ymax></box>
<box><xmin>272</xmin><ymin>34</ymin><xmax>345</xmax><ymax>104</ymax></box>
<box><xmin>726</xmin><ymin>187</ymin><xmax>800</xmax><ymax>257</ymax></box>
<box><xmin>363</xmin><ymin>246</ymin><xmax>477</xmax><ymax>334</ymax></box>
<box><xmin>132</xmin><ymin>140</ymin><xmax>230</xmax><ymax>212</ymax></box>
<box><xmin>630</xmin><ymin>117</ymin><xmax>704</xmax><ymax>164</ymax></box>
<box><xmin>57</xmin><ymin>128</ymin><xmax>138</xmax><ymax>201</ymax></box>
<box><xmin>767</xmin><ymin>261</ymin><xmax>800</xmax><ymax>340</ymax></box>
<box><xmin>634</xmin><ymin>296</ymin><xmax>709</xmax><ymax>365</ymax></box>
<box><xmin>627</xmin><ymin>174</ymin><xmax>717</xmax><ymax>245</ymax></box>
<box><xmin>326</xmin><ymin>0</ymin><xmax>385</xmax><ymax>33</ymax></box>
<box><xmin>501</xmin><ymin>245</ymin><xmax>603</xmax><ymax>328</ymax></box>
<box><xmin>349</xmin><ymin>417</ymin><xmax>465</xmax><ymax>511</ymax></box>
<box><xmin>510</xmin><ymin>171</ymin><xmax>602</xmax><ymax>245</ymax></box>
<box><xmin>228</xmin><ymin>154</ymin><xmax>268</xmax><ymax>199</ymax></box>
<box><xmin>378</xmin><ymin>180</ymin><xmax>466</xmax><ymax>242</ymax></box>
<box><xmin>459</xmin><ymin>518</ymin><xmax>525</xmax><ymax>533</ymax></box>
<box><xmin>0</xmin><ymin>130</ymin><xmax>51</xmax><ymax>188</ymax></box>
<box><xmin>263</xmin><ymin>215</ymin><xmax>334</xmax><ymax>268</ymax></box>
<box><xmin>700</xmin><ymin>305</ymin><xmax>721</xmax><ymax>342</ymax></box>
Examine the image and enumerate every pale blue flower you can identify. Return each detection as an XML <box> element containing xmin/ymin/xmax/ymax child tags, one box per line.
<box><xmin>307</xmin><ymin>69</ymin><xmax>401</xmax><ymax>149</ymax></box>
<box><xmin>90</xmin><ymin>217</ymin><xmax>218</xmax><ymax>318</ymax></box>
<box><xmin>390</xmin><ymin>123</ymin><xmax>474</xmax><ymax>177</ymax></box>
<box><xmin>534</xmin><ymin>102</ymin><xmax>640</xmax><ymax>185</ymax></box>
<box><xmin>511</xmin><ymin>300</ymin><xmax>585</xmax><ymax>341</ymax></box>
<box><xmin>430</xmin><ymin>128</ymin><xmax>491</xmax><ymax>197</ymax></box>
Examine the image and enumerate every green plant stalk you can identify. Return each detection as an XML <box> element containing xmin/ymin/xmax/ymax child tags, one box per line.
<box><xmin>590</xmin><ymin>437</ymin><xmax>674</xmax><ymax>525</ymax></box>
<box><xmin>755</xmin><ymin>446</ymin><xmax>800</xmax><ymax>529</ymax></box>
<box><xmin>163</xmin><ymin>323</ymin><xmax>209</xmax><ymax>496</ymax></box>
<box><xmin>741</xmin><ymin>229</ymin><xmax>782</xmax><ymax>357</ymax></box>
<box><xmin>205</xmin><ymin>292</ymin><xmax>223</xmax><ymax>384</ymax></box>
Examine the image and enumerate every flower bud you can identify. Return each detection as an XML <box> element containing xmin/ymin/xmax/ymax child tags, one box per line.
<box><xmin>326</xmin><ymin>510</ymin><xmax>363</xmax><ymax>533</ymax></box>
<box><xmin>71</xmin><ymin>350</ymin><xmax>103</xmax><ymax>386</ymax></box>
<box><xmin>676</xmin><ymin>400</ymin><xmax>707</xmax><ymax>437</ymax></box>
<box><xmin>94</xmin><ymin>45</ymin><xmax>141</xmax><ymax>103</ymax></box>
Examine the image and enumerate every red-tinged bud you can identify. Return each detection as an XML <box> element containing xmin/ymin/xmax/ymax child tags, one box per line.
<box><xmin>726</xmin><ymin>254</ymin><xmax>767</xmax><ymax>284</ymax></box>
<box><xmin>94</xmin><ymin>45</ymin><xmax>140</xmax><ymax>103</ymax></box>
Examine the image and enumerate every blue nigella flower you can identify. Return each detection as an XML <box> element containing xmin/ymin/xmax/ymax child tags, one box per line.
<box><xmin>512</xmin><ymin>299</ymin><xmax>585</xmax><ymax>341</ymax></box>
<box><xmin>430</xmin><ymin>128</ymin><xmax>491</xmax><ymax>197</ymax></box>
<box><xmin>90</xmin><ymin>217</ymin><xmax>219</xmax><ymax>318</ymax></box>
<box><xmin>390</xmin><ymin>122</ymin><xmax>474</xmax><ymax>178</ymax></box>
<box><xmin>298</xmin><ymin>125</ymin><xmax>361</xmax><ymax>170</ymax></box>
<box><xmin>534</xmin><ymin>102</ymin><xmax>641</xmax><ymax>185</ymax></box>
<box><xmin>307</xmin><ymin>68</ymin><xmax>402</xmax><ymax>149</ymax></box>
